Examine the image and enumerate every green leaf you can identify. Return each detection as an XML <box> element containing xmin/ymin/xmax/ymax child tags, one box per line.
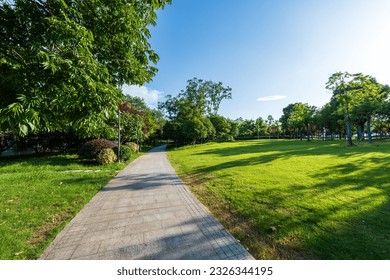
<box><xmin>19</xmin><ymin>124</ymin><xmax>28</xmax><ymax>136</ymax></box>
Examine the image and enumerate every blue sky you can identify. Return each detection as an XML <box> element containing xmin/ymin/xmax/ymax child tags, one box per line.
<box><xmin>124</xmin><ymin>0</ymin><xmax>390</xmax><ymax>120</ymax></box>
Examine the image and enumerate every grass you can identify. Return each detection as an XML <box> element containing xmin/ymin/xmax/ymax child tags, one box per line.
<box><xmin>0</xmin><ymin>149</ymin><xmax>149</xmax><ymax>260</ymax></box>
<box><xmin>168</xmin><ymin>140</ymin><xmax>390</xmax><ymax>259</ymax></box>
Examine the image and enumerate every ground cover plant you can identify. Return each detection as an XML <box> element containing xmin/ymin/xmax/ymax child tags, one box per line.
<box><xmin>0</xmin><ymin>149</ymin><xmax>148</xmax><ymax>259</ymax></box>
<box><xmin>168</xmin><ymin>140</ymin><xmax>390</xmax><ymax>259</ymax></box>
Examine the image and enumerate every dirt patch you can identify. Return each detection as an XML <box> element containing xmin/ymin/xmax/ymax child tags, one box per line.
<box><xmin>27</xmin><ymin>208</ymin><xmax>74</xmax><ymax>248</ymax></box>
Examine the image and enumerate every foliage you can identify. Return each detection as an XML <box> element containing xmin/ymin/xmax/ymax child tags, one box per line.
<box><xmin>315</xmin><ymin>101</ymin><xmax>344</xmax><ymax>140</ymax></box>
<box><xmin>124</xmin><ymin>142</ymin><xmax>139</xmax><ymax>153</ymax></box>
<box><xmin>209</xmin><ymin>115</ymin><xmax>231</xmax><ymax>140</ymax></box>
<box><xmin>265</xmin><ymin>115</ymin><xmax>281</xmax><ymax>138</ymax></box>
<box><xmin>159</xmin><ymin>78</ymin><xmax>232</xmax><ymax>144</ymax></box>
<box><xmin>233</xmin><ymin>117</ymin><xmax>275</xmax><ymax>139</ymax></box>
<box><xmin>279</xmin><ymin>103</ymin><xmax>296</xmax><ymax>137</ymax></box>
<box><xmin>287</xmin><ymin>103</ymin><xmax>317</xmax><ymax>141</ymax></box>
<box><xmin>96</xmin><ymin>148</ymin><xmax>117</xmax><ymax>165</ymax></box>
<box><xmin>235</xmin><ymin>118</ymin><xmax>256</xmax><ymax>138</ymax></box>
<box><xmin>169</xmin><ymin>140</ymin><xmax>390</xmax><ymax>259</ymax></box>
<box><xmin>277</xmin><ymin>72</ymin><xmax>389</xmax><ymax>142</ymax></box>
<box><xmin>0</xmin><ymin>0</ymin><xmax>171</xmax><ymax>137</ymax></box>
<box><xmin>325</xmin><ymin>72</ymin><xmax>389</xmax><ymax>145</ymax></box>
<box><xmin>113</xmin><ymin>145</ymin><xmax>132</xmax><ymax>161</ymax></box>
<box><xmin>121</xmin><ymin>95</ymin><xmax>163</xmax><ymax>142</ymax></box>
<box><xmin>0</xmin><ymin>131</ymin><xmax>14</xmax><ymax>152</ymax></box>
<box><xmin>78</xmin><ymin>139</ymin><xmax>115</xmax><ymax>160</ymax></box>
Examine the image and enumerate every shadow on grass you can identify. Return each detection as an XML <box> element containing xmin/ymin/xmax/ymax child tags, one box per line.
<box><xmin>194</xmin><ymin>140</ymin><xmax>379</xmax><ymax>158</ymax></box>
<box><xmin>176</xmin><ymin>141</ymin><xmax>390</xmax><ymax>259</ymax></box>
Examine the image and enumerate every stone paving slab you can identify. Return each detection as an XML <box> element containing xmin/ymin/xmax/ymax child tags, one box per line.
<box><xmin>40</xmin><ymin>145</ymin><xmax>254</xmax><ymax>260</ymax></box>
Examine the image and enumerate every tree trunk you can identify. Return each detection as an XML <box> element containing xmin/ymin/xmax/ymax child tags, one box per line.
<box><xmin>367</xmin><ymin>115</ymin><xmax>372</xmax><ymax>143</ymax></box>
<box><xmin>346</xmin><ymin>120</ymin><xmax>353</xmax><ymax>146</ymax></box>
<box><xmin>357</xmin><ymin>124</ymin><xmax>363</xmax><ymax>142</ymax></box>
<box><xmin>306</xmin><ymin>124</ymin><xmax>311</xmax><ymax>141</ymax></box>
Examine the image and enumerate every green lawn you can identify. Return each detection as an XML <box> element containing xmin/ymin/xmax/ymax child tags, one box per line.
<box><xmin>0</xmin><ymin>152</ymin><xmax>144</xmax><ymax>260</ymax></box>
<box><xmin>168</xmin><ymin>140</ymin><xmax>390</xmax><ymax>259</ymax></box>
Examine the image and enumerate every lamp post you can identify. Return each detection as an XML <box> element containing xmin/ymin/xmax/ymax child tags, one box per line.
<box><xmin>117</xmin><ymin>106</ymin><xmax>121</xmax><ymax>162</ymax></box>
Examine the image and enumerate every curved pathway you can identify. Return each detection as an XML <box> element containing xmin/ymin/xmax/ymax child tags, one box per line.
<box><xmin>40</xmin><ymin>145</ymin><xmax>254</xmax><ymax>260</ymax></box>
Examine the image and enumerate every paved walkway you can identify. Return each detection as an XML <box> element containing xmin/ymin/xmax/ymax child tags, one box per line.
<box><xmin>40</xmin><ymin>145</ymin><xmax>254</xmax><ymax>260</ymax></box>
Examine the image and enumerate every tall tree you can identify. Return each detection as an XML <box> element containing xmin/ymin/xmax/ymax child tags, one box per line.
<box><xmin>159</xmin><ymin>78</ymin><xmax>232</xmax><ymax>144</ymax></box>
<box><xmin>236</xmin><ymin>119</ymin><xmax>256</xmax><ymax>138</ymax></box>
<box><xmin>209</xmin><ymin>115</ymin><xmax>232</xmax><ymax>140</ymax></box>
<box><xmin>326</xmin><ymin>72</ymin><xmax>389</xmax><ymax>144</ymax></box>
<box><xmin>348</xmin><ymin>74</ymin><xmax>389</xmax><ymax>143</ymax></box>
<box><xmin>0</xmin><ymin>0</ymin><xmax>171</xmax><ymax>137</ymax></box>
<box><xmin>316</xmin><ymin>101</ymin><xmax>343</xmax><ymax>140</ymax></box>
<box><xmin>288</xmin><ymin>103</ymin><xmax>316</xmax><ymax>141</ymax></box>
<box><xmin>265</xmin><ymin>115</ymin><xmax>280</xmax><ymax>139</ymax></box>
<box><xmin>255</xmin><ymin>117</ymin><xmax>267</xmax><ymax>139</ymax></box>
<box><xmin>326</xmin><ymin>72</ymin><xmax>356</xmax><ymax>146</ymax></box>
<box><xmin>279</xmin><ymin>103</ymin><xmax>295</xmax><ymax>138</ymax></box>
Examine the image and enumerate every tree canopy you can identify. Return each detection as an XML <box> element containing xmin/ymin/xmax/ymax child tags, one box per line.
<box><xmin>325</xmin><ymin>72</ymin><xmax>389</xmax><ymax>144</ymax></box>
<box><xmin>159</xmin><ymin>78</ymin><xmax>232</xmax><ymax>144</ymax></box>
<box><xmin>0</xmin><ymin>0</ymin><xmax>171</xmax><ymax>137</ymax></box>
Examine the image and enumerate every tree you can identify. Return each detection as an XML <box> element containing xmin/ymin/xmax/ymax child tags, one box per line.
<box><xmin>236</xmin><ymin>119</ymin><xmax>256</xmax><ymax>138</ymax></box>
<box><xmin>288</xmin><ymin>103</ymin><xmax>316</xmax><ymax>141</ymax></box>
<box><xmin>209</xmin><ymin>115</ymin><xmax>232</xmax><ymax>140</ymax></box>
<box><xmin>265</xmin><ymin>115</ymin><xmax>281</xmax><ymax>139</ymax></box>
<box><xmin>279</xmin><ymin>104</ymin><xmax>295</xmax><ymax>138</ymax></box>
<box><xmin>373</xmin><ymin>99</ymin><xmax>390</xmax><ymax>138</ymax></box>
<box><xmin>255</xmin><ymin>117</ymin><xmax>267</xmax><ymax>139</ymax></box>
<box><xmin>326</xmin><ymin>72</ymin><xmax>356</xmax><ymax>146</ymax></box>
<box><xmin>348</xmin><ymin>75</ymin><xmax>389</xmax><ymax>143</ymax></box>
<box><xmin>206</xmin><ymin>81</ymin><xmax>233</xmax><ymax>115</ymax></box>
<box><xmin>159</xmin><ymin>78</ymin><xmax>232</xmax><ymax>145</ymax></box>
<box><xmin>0</xmin><ymin>0</ymin><xmax>171</xmax><ymax>137</ymax></box>
<box><xmin>316</xmin><ymin>101</ymin><xmax>343</xmax><ymax>140</ymax></box>
<box><xmin>326</xmin><ymin>72</ymin><xmax>389</xmax><ymax>144</ymax></box>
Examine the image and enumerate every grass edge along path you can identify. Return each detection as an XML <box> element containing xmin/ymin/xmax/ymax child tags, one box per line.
<box><xmin>167</xmin><ymin>140</ymin><xmax>390</xmax><ymax>260</ymax></box>
<box><xmin>0</xmin><ymin>147</ymin><xmax>153</xmax><ymax>260</ymax></box>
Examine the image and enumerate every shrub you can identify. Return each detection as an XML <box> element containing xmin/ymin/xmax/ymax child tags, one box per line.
<box><xmin>78</xmin><ymin>139</ymin><xmax>116</xmax><ymax>160</ymax></box>
<box><xmin>124</xmin><ymin>142</ymin><xmax>139</xmax><ymax>153</ymax></box>
<box><xmin>96</xmin><ymin>148</ymin><xmax>117</xmax><ymax>165</ymax></box>
<box><xmin>112</xmin><ymin>145</ymin><xmax>132</xmax><ymax>161</ymax></box>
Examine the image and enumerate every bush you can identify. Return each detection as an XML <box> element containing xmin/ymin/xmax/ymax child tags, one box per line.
<box><xmin>112</xmin><ymin>145</ymin><xmax>132</xmax><ymax>161</ymax></box>
<box><xmin>96</xmin><ymin>148</ymin><xmax>117</xmax><ymax>165</ymax></box>
<box><xmin>78</xmin><ymin>139</ymin><xmax>116</xmax><ymax>160</ymax></box>
<box><xmin>124</xmin><ymin>142</ymin><xmax>139</xmax><ymax>153</ymax></box>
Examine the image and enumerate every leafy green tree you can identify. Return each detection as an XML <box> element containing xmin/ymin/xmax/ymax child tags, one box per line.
<box><xmin>206</xmin><ymin>81</ymin><xmax>233</xmax><ymax>115</ymax></box>
<box><xmin>209</xmin><ymin>115</ymin><xmax>232</xmax><ymax>140</ymax></box>
<box><xmin>326</xmin><ymin>72</ymin><xmax>389</xmax><ymax>144</ymax></box>
<box><xmin>279</xmin><ymin>104</ymin><xmax>295</xmax><ymax>138</ymax></box>
<box><xmin>326</xmin><ymin>72</ymin><xmax>356</xmax><ymax>146</ymax></box>
<box><xmin>316</xmin><ymin>101</ymin><xmax>344</xmax><ymax>140</ymax></box>
<box><xmin>0</xmin><ymin>0</ymin><xmax>170</xmax><ymax>137</ymax></box>
<box><xmin>288</xmin><ymin>103</ymin><xmax>316</xmax><ymax>141</ymax></box>
<box><xmin>228</xmin><ymin>119</ymin><xmax>240</xmax><ymax>139</ymax></box>
<box><xmin>159</xmin><ymin>78</ymin><xmax>232</xmax><ymax>144</ymax></box>
<box><xmin>265</xmin><ymin>115</ymin><xmax>280</xmax><ymax>139</ymax></box>
<box><xmin>372</xmin><ymin>99</ymin><xmax>390</xmax><ymax>138</ymax></box>
<box><xmin>348</xmin><ymin>75</ymin><xmax>389</xmax><ymax>143</ymax></box>
<box><xmin>255</xmin><ymin>117</ymin><xmax>267</xmax><ymax>139</ymax></box>
<box><xmin>236</xmin><ymin>119</ymin><xmax>256</xmax><ymax>138</ymax></box>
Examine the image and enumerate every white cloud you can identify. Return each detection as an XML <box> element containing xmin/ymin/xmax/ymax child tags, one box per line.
<box><xmin>122</xmin><ymin>85</ymin><xmax>163</xmax><ymax>108</ymax></box>
<box><xmin>257</xmin><ymin>95</ymin><xmax>287</xmax><ymax>101</ymax></box>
